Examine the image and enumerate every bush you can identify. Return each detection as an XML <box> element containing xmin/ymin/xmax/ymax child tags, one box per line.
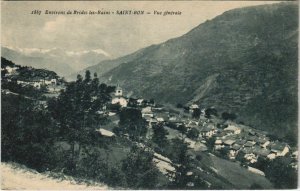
<box><xmin>221</xmin><ymin>112</ymin><xmax>237</xmax><ymax>121</ymax></box>
<box><xmin>121</xmin><ymin>146</ymin><xmax>160</xmax><ymax>189</ymax></box>
<box><xmin>187</xmin><ymin>128</ymin><xmax>199</xmax><ymax>140</ymax></box>
<box><xmin>205</xmin><ymin>108</ymin><xmax>218</xmax><ymax>118</ymax></box>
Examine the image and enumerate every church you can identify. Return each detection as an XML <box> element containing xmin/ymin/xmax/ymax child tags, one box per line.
<box><xmin>111</xmin><ymin>85</ymin><xmax>128</xmax><ymax>107</ymax></box>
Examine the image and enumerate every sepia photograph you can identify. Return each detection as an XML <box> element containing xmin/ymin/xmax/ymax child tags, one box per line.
<box><xmin>1</xmin><ymin>0</ymin><xmax>298</xmax><ymax>189</ymax></box>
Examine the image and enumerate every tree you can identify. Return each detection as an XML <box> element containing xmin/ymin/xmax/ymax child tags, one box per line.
<box><xmin>206</xmin><ymin>136</ymin><xmax>216</xmax><ymax>151</ymax></box>
<box><xmin>186</xmin><ymin>128</ymin><xmax>199</xmax><ymax>140</ymax></box>
<box><xmin>219</xmin><ymin>147</ymin><xmax>230</xmax><ymax>159</ymax></box>
<box><xmin>1</xmin><ymin>68</ymin><xmax>7</xmax><ymax>77</ymax></box>
<box><xmin>108</xmin><ymin>103</ymin><xmax>121</xmax><ymax>112</ymax></box>
<box><xmin>177</xmin><ymin>124</ymin><xmax>187</xmax><ymax>135</ymax></box>
<box><xmin>152</xmin><ymin>123</ymin><xmax>169</xmax><ymax>147</ymax></box>
<box><xmin>205</xmin><ymin>107</ymin><xmax>218</xmax><ymax>118</ymax></box>
<box><xmin>236</xmin><ymin>151</ymin><xmax>247</xmax><ymax>167</ymax></box>
<box><xmin>221</xmin><ymin>112</ymin><xmax>237</xmax><ymax>121</ymax></box>
<box><xmin>264</xmin><ymin>157</ymin><xmax>298</xmax><ymax>189</ymax></box>
<box><xmin>192</xmin><ymin>108</ymin><xmax>201</xmax><ymax>118</ymax></box>
<box><xmin>1</xmin><ymin>94</ymin><xmax>57</xmax><ymax>171</ymax></box>
<box><xmin>121</xmin><ymin>145</ymin><xmax>160</xmax><ymax>189</ymax></box>
<box><xmin>168</xmin><ymin>137</ymin><xmax>194</xmax><ymax>189</ymax></box>
<box><xmin>119</xmin><ymin>108</ymin><xmax>147</xmax><ymax>140</ymax></box>
<box><xmin>284</xmin><ymin>130</ymin><xmax>298</xmax><ymax>147</ymax></box>
<box><xmin>84</xmin><ymin>70</ymin><xmax>91</xmax><ymax>83</ymax></box>
<box><xmin>128</xmin><ymin>98</ymin><xmax>138</xmax><ymax>107</ymax></box>
<box><xmin>149</xmin><ymin>99</ymin><xmax>155</xmax><ymax>105</ymax></box>
<box><xmin>47</xmin><ymin>71</ymin><xmax>112</xmax><ymax>167</ymax></box>
<box><xmin>176</xmin><ymin>103</ymin><xmax>183</xmax><ymax>108</ymax></box>
<box><xmin>252</xmin><ymin>156</ymin><xmax>268</xmax><ymax>172</ymax></box>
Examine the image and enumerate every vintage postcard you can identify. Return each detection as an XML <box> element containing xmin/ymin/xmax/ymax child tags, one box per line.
<box><xmin>1</xmin><ymin>0</ymin><xmax>298</xmax><ymax>189</ymax></box>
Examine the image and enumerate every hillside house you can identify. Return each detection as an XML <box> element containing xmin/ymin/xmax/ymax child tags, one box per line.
<box><xmin>141</xmin><ymin>106</ymin><xmax>154</xmax><ymax>118</ymax></box>
<box><xmin>224</xmin><ymin>123</ymin><xmax>241</xmax><ymax>135</ymax></box>
<box><xmin>214</xmin><ymin>139</ymin><xmax>224</xmax><ymax>150</ymax></box>
<box><xmin>292</xmin><ymin>151</ymin><xmax>298</xmax><ymax>160</ymax></box>
<box><xmin>246</xmin><ymin>136</ymin><xmax>257</xmax><ymax>143</ymax></box>
<box><xmin>47</xmin><ymin>84</ymin><xmax>64</xmax><ymax>93</ymax></box>
<box><xmin>248</xmin><ymin>130</ymin><xmax>256</xmax><ymax>136</ymax></box>
<box><xmin>291</xmin><ymin>162</ymin><xmax>298</xmax><ymax>170</ymax></box>
<box><xmin>168</xmin><ymin>117</ymin><xmax>184</xmax><ymax>128</ymax></box>
<box><xmin>244</xmin><ymin>141</ymin><xmax>256</xmax><ymax>148</ymax></box>
<box><xmin>185</xmin><ymin>120</ymin><xmax>199</xmax><ymax>127</ymax></box>
<box><xmin>41</xmin><ymin>78</ymin><xmax>57</xmax><ymax>85</ymax></box>
<box><xmin>137</xmin><ymin>99</ymin><xmax>144</xmax><ymax>106</ymax></box>
<box><xmin>267</xmin><ymin>142</ymin><xmax>290</xmax><ymax>159</ymax></box>
<box><xmin>257</xmin><ymin>138</ymin><xmax>270</xmax><ymax>148</ymax></box>
<box><xmin>235</xmin><ymin>139</ymin><xmax>247</xmax><ymax>145</ymax></box>
<box><xmin>242</xmin><ymin>148</ymin><xmax>258</xmax><ymax>163</ymax></box>
<box><xmin>141</xmin><ymin>106</ymin><xmax>152</xmax><ymax>112</ymax></box>
<box><xmin>228</xmin><ymin>144</ymin><xmax>241</xmax><ymax>159</ymax></box>
<box><xmin>155</xmin><ymin>112</ymin><xmax>169</xmax><ymax>123</ymax></box>
<box><xmin>253</xmin><ymin>147</ymin><xmax>270</xmax><ymax>159</ymax></box>
<box><xmin>189</xmin><ymin>104</ymin><xmax>199</xmax><ymax>113</ymax></box>
<box><xmin>199</xmin><ymin>127</ymin><xmax>215</xmax><ymax>138</ymax></box>
<box><xmin>143</xmin><ymin>116</ymin><xmax>159</xmax><ymax>128</ymax></box>
<box><xmin>213</xmin><ymin>131</ymin><xmax>227</xmax><ymax>139</ymax></box>
<box><xmin>152</xmin><ymin>105</ymin><xmax>164</xmax><ymax>112</ymax></box>
<box><xmin>33</xmin><ymin>81</ymin><xmax>41</xmax><ymax>89</ymax></box>
<box><xmin>17</xmin><ymin>80</ymin><xmax>42</xmax><ymax>89</ymax></box>
<box><xmin>168</xmin><ymin>114</ymin><xmax>182</xmax><ymax>122</ymax></box>
<box><xmin>223</xmin><ymin>139</ymin><xmax>236</xmax><ymax>147</ymax></box>
<box><xmin>5</xmin><ymin>66</ymin><xmax>19</xmax><ymax>74</ymax></box>
<box><xmin>17</xmin><ymin>80</ymin><xmax>29</xmax><ymax>85</ymax></box>
<box><xmin>148</xmin><ymin>118</ymin><xmax>158</xmax><ymax>126</ymax></box>
<box><xmin>199</xmin><ymin>127</ymin><xmax>211</xmax><ymax>137</ymax></box>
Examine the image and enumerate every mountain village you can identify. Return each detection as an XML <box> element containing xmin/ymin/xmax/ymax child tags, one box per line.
<box><xmin>3</xmin><ymin>62</ymin><xmax>297</xmax><ymax>181</ymax></box>
<box><xmin>100</xmin><ymin>85</ymin><xmax>298</xmax><ymax>176</ymax></box>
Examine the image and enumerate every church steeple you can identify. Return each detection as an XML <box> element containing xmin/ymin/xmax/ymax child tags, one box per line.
<box><xmin>115</xmin><ymin>84</ymin><xmax>123</xmax><ymax>97</ymax></box>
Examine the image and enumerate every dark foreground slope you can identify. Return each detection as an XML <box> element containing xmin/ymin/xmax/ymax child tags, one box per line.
<box><xmin>88</xmin><ymin>3</ymin><xmax>298</xmax><ymax>139</ymax></box>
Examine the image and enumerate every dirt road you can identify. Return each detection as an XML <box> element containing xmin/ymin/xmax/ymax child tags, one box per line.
<box><xmin>1</xmin><ymin>162</ymin><xmax>108</xmax><ymax>190</ymax></box>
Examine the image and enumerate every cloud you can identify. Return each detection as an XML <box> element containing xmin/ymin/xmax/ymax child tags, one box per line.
<box><xmin>66</xmin><ymin>49</ymin><xmax>111</xmax><ymax>57</ymax></box>
<box><xmin>3</xmin><ymin>1</ymin><xmax>280</xmax><ymax>58</ymax></box>
<box><xmin>91</xmin><ymin>49</ymin><xmax>111</xmax><ymax>57</ymax></box>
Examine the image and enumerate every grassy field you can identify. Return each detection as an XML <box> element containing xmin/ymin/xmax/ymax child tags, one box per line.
<box><xmin>208</xmin><ymin>153</ymin><xmax>273</xmax><ymax>189</ymax></box>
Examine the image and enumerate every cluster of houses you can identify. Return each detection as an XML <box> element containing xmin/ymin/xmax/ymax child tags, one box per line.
<box><xmin>2</xmin><ymin>65</ymin><xmax>19</xmax><ymax>75</ymax></box>
<box><xmin>16</xmin><ymin>78</ymin><xmax>57</xmax><ymax>89</ymax></box>
<box><xmin>107</xmin><ymin>86</ymin><xmax>298</xmax><ymax>171</ymax></box>
<box><xmin>185</xmin><ymin>115</ymin><xmax>294</xmax><ymax>165</ymax></box>
<box><xmin>2</xmin><ymin>65</ymin><xmax>64</xmax><ymax>94</ymax></box>
<box><xmin>211</xmin><ymin>125</ymin><xmax>289</xmax><ymax>162</ymax></box>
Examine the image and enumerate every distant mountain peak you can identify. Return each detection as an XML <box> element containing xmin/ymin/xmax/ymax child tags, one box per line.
<box><xmin>1</xmin><ymin>46</ymin><xmax>111</xmax><ymax>75</ymax></box>
<box><xmin>2</xmin><ymin>46</ymin><xmax>111</xmax><ymax>58</ymax></box>
<box><xmin>65</xmin><ymin>49</ymin><xmax>111</xmax><ymax>57</ymax></box>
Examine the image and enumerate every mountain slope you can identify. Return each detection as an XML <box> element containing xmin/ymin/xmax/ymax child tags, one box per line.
<box><xmin>87</xmin><ymin>3</ymin><xmax>298</xmax><ymax>138</ymax></box>
<box><xmin>66</xmin><ymin>46</ymin><xmax>152</xmax><ymax>81</ymax></box>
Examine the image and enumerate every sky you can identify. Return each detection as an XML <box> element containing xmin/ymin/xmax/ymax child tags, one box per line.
<box><xmin>2</xmin><ymin>1</ymin><xmax>280</xmax><ymax>58</ymax></box>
